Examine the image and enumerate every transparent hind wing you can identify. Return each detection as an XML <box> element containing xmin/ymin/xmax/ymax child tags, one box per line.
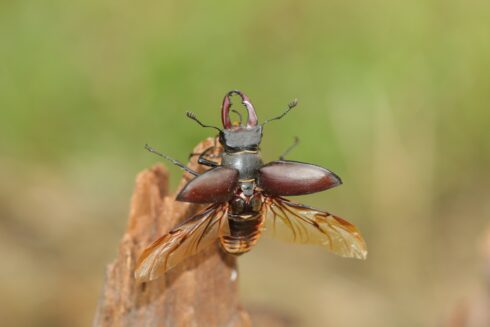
<box><xmin>135</xmin><ymin>203</ymin><xmax>229</xmax><ymax>282</ymax></box>
<box><xmin>262</xmin><ymin>197</ymin><xmax>367</xmax><ymax>259</ymax></box>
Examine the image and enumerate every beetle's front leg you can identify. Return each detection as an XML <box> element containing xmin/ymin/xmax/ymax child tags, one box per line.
<box><xmin>198</xmin><ymin>152</ymin><xmax>219</xmax><ymax>167</ymax></box>
<box><xmin>188</xmin><ymin>137</ymin><xmax>221</xmax><ymax>159</ymax></box>
<box><xmin>192</xmin><ymin>146</ymin><xmax>219</xmax><ymax>167</ymax></box>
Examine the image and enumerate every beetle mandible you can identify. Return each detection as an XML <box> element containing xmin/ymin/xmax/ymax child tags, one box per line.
<box><xmin>135</xmin><ymin>90</ymin><xmax>367</xmax><ymax>282</ymax></box>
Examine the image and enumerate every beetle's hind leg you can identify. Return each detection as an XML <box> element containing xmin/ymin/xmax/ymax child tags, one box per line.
<box><xmin>279</xmin><ymin>137</ymin><xmax>299</xmax><ymax>160</ymax></box>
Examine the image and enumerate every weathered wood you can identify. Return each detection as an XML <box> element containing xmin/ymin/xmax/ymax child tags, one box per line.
<box><xmin>93</xmin><ymin>137</ymin><xmax>251</xmax><ymax>327</ymax></box>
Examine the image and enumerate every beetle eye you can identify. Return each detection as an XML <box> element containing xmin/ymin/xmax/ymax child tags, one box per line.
<box><xmin>231</xmin><ymin>198</ymin><xmax>245</xmax><ymax>214</ymax></box>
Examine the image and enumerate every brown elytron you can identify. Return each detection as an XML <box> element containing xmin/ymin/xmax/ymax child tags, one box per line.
<box><xmin>135</xmin><ymin>91</ymin><xmax>367</xmax><ymax>282</ymax></box>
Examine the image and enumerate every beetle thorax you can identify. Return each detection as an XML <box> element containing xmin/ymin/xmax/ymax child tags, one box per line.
<box><xmin>221</xmin><ymin>151</ymin><xmax>263</xmax><ymax>181</ymax></box>
<box><xmin>220</xmin><ymin>126</ymin><xmax>262</xmax><ymax>152</ymax></box>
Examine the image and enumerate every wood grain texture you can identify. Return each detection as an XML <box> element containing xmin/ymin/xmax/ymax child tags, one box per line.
<box><xmin>93</xmin><ymin>137</ymin><xmax>251</xmax><ymax>327</ymax></box>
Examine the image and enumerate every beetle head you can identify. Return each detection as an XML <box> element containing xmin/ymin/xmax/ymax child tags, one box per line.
<box><xmin>220</xmin><ymin>90</ymin><xmax>263</xmax><ymax>151</ymax></box>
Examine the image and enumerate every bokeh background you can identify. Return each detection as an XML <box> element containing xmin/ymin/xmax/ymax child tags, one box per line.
<box><xmin>1</xmin><ymin>0</ymin><xmax>489</xmax><ymax>326</ymax></box>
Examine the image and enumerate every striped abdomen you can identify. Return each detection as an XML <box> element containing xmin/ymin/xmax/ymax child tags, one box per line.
<box><xmin>220</xmin><ymin>214</ymin><xmax>263</xmax><ymax>255</ymax></box>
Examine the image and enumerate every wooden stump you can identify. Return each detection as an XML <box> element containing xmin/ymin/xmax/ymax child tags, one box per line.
<box><xmin>93</xmin><ymin>137</ymin><xmax>251</xmax><ymax>327</ymax></box>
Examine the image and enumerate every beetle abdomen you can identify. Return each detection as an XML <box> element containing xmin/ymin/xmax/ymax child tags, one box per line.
<box><xmin>220</xmin><ymin>214</ymin><xmax>263</xmax><ymax>255</ymax></box>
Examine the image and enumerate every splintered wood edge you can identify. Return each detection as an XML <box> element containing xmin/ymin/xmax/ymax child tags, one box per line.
<box><xmin>93</xmin><ymin>137</ymin><xmax>255</xmax><ymax>327</ymax></box>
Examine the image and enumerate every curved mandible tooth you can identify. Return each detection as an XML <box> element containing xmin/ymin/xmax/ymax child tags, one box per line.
<box><xmin>221</xmin><ymin>90</ymin><xmax>258</xmax><ymax>129</ymax></box>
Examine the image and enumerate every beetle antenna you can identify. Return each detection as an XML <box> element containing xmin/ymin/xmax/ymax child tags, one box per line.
<box><xmin>145</xmin><ymin>144</ymin><xmax>199</xmax><ymax>176</ymax></box>
<box><xmin>186</xmin><ymin>112</ymin><xmax>222</xmax><ymax>132</ymax></box>
<box><xmin>230</xmin><ymin>109</ymin><xmax>243</xmax><ymax>126</ymax></box>
<box><xmin>262</xmin><ymin>99</ymin><xmax>299</xmax><ymax>126</ymax></box>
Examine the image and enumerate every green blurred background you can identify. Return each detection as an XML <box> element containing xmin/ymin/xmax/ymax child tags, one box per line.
<box><xmin>1</xmin><ymin>0</ymin><xmax>489</xmax><ymax>326</ymax></box>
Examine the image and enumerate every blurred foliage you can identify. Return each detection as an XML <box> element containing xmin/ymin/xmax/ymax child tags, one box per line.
<box><xmin>1</xmin><ymin>0</ymin><xmax>489</xmax><ymax>326</ymax></box>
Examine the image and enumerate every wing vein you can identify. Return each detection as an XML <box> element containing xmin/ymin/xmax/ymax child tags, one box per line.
<box><xmin>261</xmin><ymin>195</ymin><xmax>367</xmax><ymax>259</ymax></box>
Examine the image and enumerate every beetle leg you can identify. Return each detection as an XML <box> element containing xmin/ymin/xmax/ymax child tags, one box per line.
<box><xmin>197</xmin><ymin>145</ymin><xmax>220</xmax><ymax>167</ymax></box>
<box><xmin>188</xmin><ymin>145</ymin><xmax>213</xmax><ymax>158</ymax></box>
<box><xmin>279</xmin><ymin>137</ymin><xmax>300</xmax><ymax>160</ymax></box>
<box><xmin>188</xmin><ymin>137</ymin><xmax>220</xmax><ymax>159</ymax></box>
<box><xmin>145</xmin><ymin>144</ymin><xmax>199</xmax><ymax>176</ymax></box>
<box><xmin>198</xmin><ymin>156</ymin><xmax>219</xmax><ymax>167</ymax></box>
<box><xmin>189</xmin><ymin>151</ymin><xmax>205</xmax><ymax>159</ymax></box>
